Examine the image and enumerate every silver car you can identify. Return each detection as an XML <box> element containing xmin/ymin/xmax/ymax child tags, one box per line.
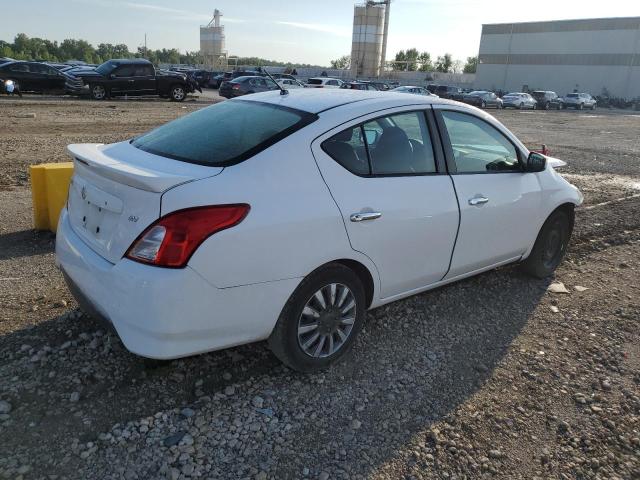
<box><xmin>502</xmin><ymin>92</ymin><xmax>538</xmax><ymax>109</ymax></box>
<box><xmin>390</xmin><ymin>86</ymin><xmax>438</xmax><ymax>97</ymax></box>
<box><xmin>562</xmin><ymin>92</ymin><xmax>596</xmax><ymax>110</ymax></box>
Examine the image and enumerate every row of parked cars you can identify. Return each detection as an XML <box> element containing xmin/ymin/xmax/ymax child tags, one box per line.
<box><xmin>459</xmin><ymin>90</ymin><xmax>597</xmax><ymax>110</ymax></box>
<box><xmin>0</xmin><ymin>58</ymin><xmax>201</xmax><ymax>101</ymax></box>
<box><xmin>1</xmin><ymin>57</ymin><xmax>599</xmax><ymax>111</ymax></box>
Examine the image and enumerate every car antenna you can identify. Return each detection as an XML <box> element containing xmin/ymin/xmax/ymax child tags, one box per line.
<box><xmin>264</xmin><ymin>67</ymin><xmax>288</xmax><ymax>96</ymax></box>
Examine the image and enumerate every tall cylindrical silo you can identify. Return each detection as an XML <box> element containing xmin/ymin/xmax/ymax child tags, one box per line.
<box><xmin>200</xmin><ymin>9</ymin><xmax>227</xmax><ymax>68</ymax></box>
<box><xmin>350</xmin><ymin>2</ymin><xmax>387</xmax><ymax>78</ymax></box>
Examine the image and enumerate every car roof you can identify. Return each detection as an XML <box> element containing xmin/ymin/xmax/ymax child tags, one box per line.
<box><xmin>236</xmin><ymin>88</ymin><xmax>451</xmax><ymax>114</ymax></box>
<box><xmin>309</xmin><ymin>77</ymin><xmax>340</xmax><ymax>81</ymax></box>
<box><xmin>105</xmin><ymin>58</ymin><xmax>152</xmax><ymax>65</ymax></box>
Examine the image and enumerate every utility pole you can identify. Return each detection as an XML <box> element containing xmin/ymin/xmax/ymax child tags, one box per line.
<box><xmin>144</xmin><ymin>33</ymin><xmax>147</xmax><ymax>58</ymax></box>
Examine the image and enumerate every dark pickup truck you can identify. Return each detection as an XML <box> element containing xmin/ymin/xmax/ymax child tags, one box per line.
<box><xmin>74</xmin><ymin>59</ymin><xmax>200</xmax><ymax>101</ymax></box>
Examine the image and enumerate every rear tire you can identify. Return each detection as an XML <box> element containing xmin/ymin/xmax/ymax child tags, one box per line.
<box><xmin>545</xmin><ymin>102</ymin><xmax>550</xmax><ymax>110</ymax></box>
<box><xmin>519</xmin><ymin>102</ymin><xmax>524</xmax><ymax>110</ymax></box>
<box><xmin>578</xmin><ymin>103</ymin><xmax>584</xmax><ymax>110</ymax></box>
<box><xmin>521</xmin><ymin>209</ymin><xmax>571</xmax><ymax>279</ymax></box>
<box><xmin>268</xmin><ymin>263</ymin><xmax>366</xmax><ymax>372</ymax></box>
<box><xmin>481</xmin><ymin>100</ymin><xmax>486</xmax><ymax>108</ymax></box>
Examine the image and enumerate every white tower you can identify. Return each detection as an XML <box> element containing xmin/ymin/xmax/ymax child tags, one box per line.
<box><xmin>200</xmin><ymin>9</ymin><xmax>228</xmax><ymax>69</ymax></box>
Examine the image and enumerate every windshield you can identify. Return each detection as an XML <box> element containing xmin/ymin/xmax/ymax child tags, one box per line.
<box><xmin>566</xmin><ymin>93</ymin><xmax>579</xmax><ymax>98</ymax></box>
<box><xmin>467</xmin><ymin>91</ymin><xmax>485</xmax><ymax>96</ymax></box>
<box><xmin>95</xmin><ymin>61</ymin><xmax>117</xmax><ymax>75</ymax></box>
<box><xmin>132</xmin><ymin>100</ymin><xmax>317</xmax><ymax>167</ymax></box>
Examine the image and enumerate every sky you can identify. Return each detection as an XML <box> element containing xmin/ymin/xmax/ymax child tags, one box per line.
<box><xmin>1</xmin><ymin>0</ymin><xmax>639</xmax><ymax>66</ymax></box>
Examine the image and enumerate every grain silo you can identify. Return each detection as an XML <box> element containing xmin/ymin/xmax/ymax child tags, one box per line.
<box><xmin>200</xmin><ymin>9</ymin><xmax>227</xmax><ymax>69</ymax></box>
<box><xmin>350</xmin><ymin>1</ymin><xmax>391</xmax><ymax>78</ymax></box>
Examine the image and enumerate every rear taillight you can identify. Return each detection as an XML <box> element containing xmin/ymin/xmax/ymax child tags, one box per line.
<box><xmin>125</xmin><ymin>205</ymin><xmax>250</xmax><ymax>268</ymax></box>
<box><xmin>232</xmin><ymin>84</ymin><xmax>241</xmax><ymax>90</ymax></box>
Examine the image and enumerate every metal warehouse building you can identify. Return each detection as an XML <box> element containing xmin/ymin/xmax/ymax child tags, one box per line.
<box><xmin>474</xmin><ymin>17</ymin><xmax>640</xmax><ymax>99</ymax></box>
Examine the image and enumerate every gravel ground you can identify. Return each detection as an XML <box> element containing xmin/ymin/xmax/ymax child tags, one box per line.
<box><xmin>0</xmin><ymin>96</ymin><xmax>638</xmax><ymax>480</ymax></box>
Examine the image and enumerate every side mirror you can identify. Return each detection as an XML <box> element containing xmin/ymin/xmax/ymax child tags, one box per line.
<box><xmin>526</xmin><ymin>152</ymin><xmax>546</xmax><ymax>172</ymax></box>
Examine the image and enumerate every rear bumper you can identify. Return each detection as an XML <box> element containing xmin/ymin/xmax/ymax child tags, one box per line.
<box><xmin>55</xmin><ymin>208</ymin><xmax>300</xmax><ymax>359</ymax></box>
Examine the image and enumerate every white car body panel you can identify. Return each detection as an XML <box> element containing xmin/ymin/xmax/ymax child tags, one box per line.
<box><xmin>311</xmin><ymin>106</ymin><xmax>459</xmax><ymax>298</ymax></box>
<box><xmin>55</xmin><ymin>90</ymin><xmax>583</xmax><ymax>360</ymax></box>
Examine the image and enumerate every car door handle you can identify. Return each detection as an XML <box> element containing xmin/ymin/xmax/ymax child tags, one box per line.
<box><xmin>468</xmin><ymin>196</ymin><xmax>489</xmax><ymax>206</ymax></box>
<box><xmin>350</xmin><ymin>212</ymin><xmax>382</xmax><ymax>222</ymax></box>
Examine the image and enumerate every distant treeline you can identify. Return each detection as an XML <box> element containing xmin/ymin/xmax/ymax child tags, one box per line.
<box><xmin>0</xmin><ymin>33</ymin><xmax>326</xmax><ymax>68</ymax></box>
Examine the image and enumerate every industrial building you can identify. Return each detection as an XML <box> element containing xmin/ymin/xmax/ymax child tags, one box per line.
<box><xmin>474</xmin><ymin>17</ymin><xmax>640</xmax><ymax>100</ymax></box>
<box><xmin>350</xmin><ymin>1</ymin><xmax>391</xmax><ymax>78</ymax></box>
<box><xmin>200</xmin><ymin>9</ymin><xmax>227</xmax><ymax>70</ymax></box>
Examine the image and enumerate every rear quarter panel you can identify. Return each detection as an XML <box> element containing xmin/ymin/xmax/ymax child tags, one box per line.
<box><xmin>160</xmin><ymin>128</ymin><xmax>378</xmax><ymax>291</ymax></box>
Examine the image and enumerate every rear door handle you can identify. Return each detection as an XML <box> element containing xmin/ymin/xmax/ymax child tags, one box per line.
<box><xmin>350</xmin><ymin>212</ymin><xmax>382</xmax><ymax>222</ymax></box>
<box><xmin>468</xmin><ymin>196</ymin><xmax>489</xmax><ymax>206</ymax></box>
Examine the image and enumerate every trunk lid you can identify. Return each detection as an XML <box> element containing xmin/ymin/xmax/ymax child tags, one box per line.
<box><xmin>66</xmin><ymin>141</ymin><xmax>222</xmax><ymax>264</ymax></box>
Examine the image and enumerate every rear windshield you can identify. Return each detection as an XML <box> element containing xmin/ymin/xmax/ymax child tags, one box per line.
<box><xmin>307</xmin><ymin>79</ymin><xmax>323</xmax><ymax>85</ymax></box>
<box><xmin>566</xmin><ymin>93</ymin><xmax>579</xmax><ymax>98</ymax></box>
<box><xmin>132</xmin><ymin>100</ymin><xmax>317</xmax><ymax>167</ymax></box>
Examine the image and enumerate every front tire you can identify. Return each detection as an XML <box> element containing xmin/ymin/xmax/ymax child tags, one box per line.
<box><xmin>519</xmin><ymin>102</ymin><xmax>524</xmax><ymax>110</ymax></box>
<box><xmin>521</xmin><ymin>209</ymin><xmax>571</xmax><ymax>278</ymax></box>
<box><xmin>268</xmin><ymin>263</ymin><xmax>366</xmax><ymax>372</ymax></box>
<box><xmin>481</xmin><ymin>100</ymin><xmax>486</xmax><ymax>108</ymax></box>
<box><xmin>90</xmin><ymin>84</ymin><xmax>107</xmax><ymax>100</ymax></box>
<box><xmin>170</xmin><ymin>84</ymin><xmax>186</xmax><ymax>102</ymax></box>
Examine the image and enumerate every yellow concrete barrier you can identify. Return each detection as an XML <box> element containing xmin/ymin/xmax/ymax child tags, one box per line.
<box><xmin>30</xmin><ymin>163</ymin><xmax>74</xmax><ymax>232</ymax></box>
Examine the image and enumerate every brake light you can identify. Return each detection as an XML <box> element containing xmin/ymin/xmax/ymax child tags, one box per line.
<box><xmin>232</xmin><ymin>84</ymin><xmax>241</xmax><ymax>90</ymax></box>
<box><xmin>125</xmin><ymin>205</ymin><xmax>250</xmax><ymax>268</ymax></box>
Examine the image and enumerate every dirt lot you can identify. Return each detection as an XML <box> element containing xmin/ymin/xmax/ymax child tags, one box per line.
<box><xmin>0</xmin><ymin>96</ymin><xmax>638</xmax><ymax>480</ymax></box>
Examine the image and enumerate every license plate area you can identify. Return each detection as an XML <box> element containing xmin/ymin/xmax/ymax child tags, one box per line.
<box><xmin>68</xmin><ymin>176</ymin><xmax>124</xmax><ymax>248</ymax></box>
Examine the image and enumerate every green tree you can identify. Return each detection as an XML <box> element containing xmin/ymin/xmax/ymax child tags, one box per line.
<box><xmin>463</xmin><ymin>56</ymin><xmax>478</xmax><ymax>73</ymax></box>
<box><xmin>330</xmin><ymin>55</ymin><xmax>350</xmax><ymax>69</ymax></box>
<box><xmin>417</xmin><ymin>51</ymin><xmax>432</xmax><ymax>72</ymax></box>
<box><xmin>435</xmin><ymin>53</ymin><xmax>453</xmax><ymax>73</ymax></box>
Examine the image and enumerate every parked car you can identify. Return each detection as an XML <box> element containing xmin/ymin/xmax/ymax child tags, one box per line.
<box><xmin>272</xmin><ymin>73</ymin><xmax>297</xmax><ymax>81</ymax></box>
<box><xmin>0</xmin><ymin>61</ymin><xmax>84</xmax><ymax>95</ymax></box>
<box><xmin>341</xmin><ymin>81</ymin><xmax>378</xmax><ymax>91</ymax></box>
<box><xmin>189</xmin><ymin>69</ymin><xmax>212</xmax><ymax>88</ymax></box>
<box><xmin>562</xmin><ymin>92</ymin><xmax>596</xmax><ymax>110</ymax></box>
<box><xmin>502</xmin><ymin>92</ymin><xmax>537</xmax><ymax>109</ymax></box>
<box><xmin>56</xmin><ymin>89</ymin><xmax>582</xmax><ymax>371</ymax></box>
<box><xmin>219</xmin><ymin>75</ymin><xmax>279</xmax><ymax>98</ymax></box>
<box><xmin>435</xmin><ymin>85</ymin><xmax>464</xmax><ymax>101</ymax></box>
<box><xmin>277</xmin><ymin>78</ymin><xmax>306</xmax><ymax>89</ymax></box>
<box><xmin>73</xmin><ymin>59</ymin><xmax>199</xmax><ymax>101</ymax></box>
<box><xmin>307</xmin><ymin>77</ymin><xmax>344</xmax><ymax>88</ymax></box>
<box><xmin>531</xmin><ymin>91</ymin><xmax>563</xmax><ymax>110</ymax></box>
<box><xmin>357</xmin><ymin>80</ymin><xmax>389</xmax><ymax>91</ymax></box>
<box><xmin>390</xmin><ymin>86</ymin><xmax>437</xmax><ymax>97</ymax></box>
<box><xmin>462</xmin><ymin>91</ymin><xmax>503</xmax><ymax>109</ymax></box>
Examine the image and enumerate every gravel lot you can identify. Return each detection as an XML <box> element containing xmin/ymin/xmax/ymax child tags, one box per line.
<box><xmin>0</xmin><ymin>95</ymin><xmax>638</xmax><ymax>480</ymax></box>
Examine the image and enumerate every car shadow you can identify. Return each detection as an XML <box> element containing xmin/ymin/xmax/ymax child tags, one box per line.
<box><xmin>0</xmin><ymin>264</ymin><xmax>550</xmax><ymax>478</ymax></box>
<box><xmin>0</xmin><ymin>229</ymin><xmax>55</xmax><ymax>261</ymax></box>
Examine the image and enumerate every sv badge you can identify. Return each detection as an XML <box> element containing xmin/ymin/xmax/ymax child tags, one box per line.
<box><xmin>128</xmin><ymin>215</ymin><xmax>139</xmax><ymax>223</ymax></box>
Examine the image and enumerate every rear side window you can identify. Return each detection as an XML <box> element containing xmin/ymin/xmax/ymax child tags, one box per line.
<box><xmin>308</xmin><ymin>79</ymin><xmax>322</xmax><ymax>85</ymax></box>
<box><xmin>322</xmin><ymin>111</ymin><xmax>437</xmax><ymax>176</ymax></box>
<box><xmin>132</xmin><ymin>100</ymin><xmax>317</xmax><ymax>166</ymax></box>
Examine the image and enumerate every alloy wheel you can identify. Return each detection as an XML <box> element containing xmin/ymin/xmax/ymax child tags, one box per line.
<box><xmin>92</xmin><ymin>85</ymin><xmax>106</xmax><ymax>100</ymax></box>
<box><xmin>297</xmin><ymin>283</ymin><xmax>356</xmax><ymax>358</ymax></box>
<box><xmin>172</xmin><ymin>87</ymin><xmax>185</xmax><ymax>101</ymax></box>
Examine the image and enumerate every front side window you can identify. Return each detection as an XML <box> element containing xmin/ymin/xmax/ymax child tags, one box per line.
<box><xmin>322</xmin><ymin>111</ymin><xmax>437</xmax><ymax>176</ymax></box>
<box><xmin>132</xmin><ymin>100</ymin><xmax>317</xmax><ymax>166</ymax></box>
<box><xmin>441</xmin><ymin>111</ymin><xmax>520</xmax><ymax>173</ymax></box>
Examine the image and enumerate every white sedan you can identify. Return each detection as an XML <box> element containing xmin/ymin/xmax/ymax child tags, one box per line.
<box><xmin>56</xmin><ymin>89</ymin><xmax>583</xmax><ymax>372</ymax></box>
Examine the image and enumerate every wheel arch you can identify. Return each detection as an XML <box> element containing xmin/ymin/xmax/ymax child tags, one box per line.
<box><xmin>523</xmin><ymin>202</ymin><xmax>576</xmax><ymax>259</ymax></box>
<box><xmin>304</xmin><ymin>259</ymin><xmax>377</xmax><ymax>310</ymax></box>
